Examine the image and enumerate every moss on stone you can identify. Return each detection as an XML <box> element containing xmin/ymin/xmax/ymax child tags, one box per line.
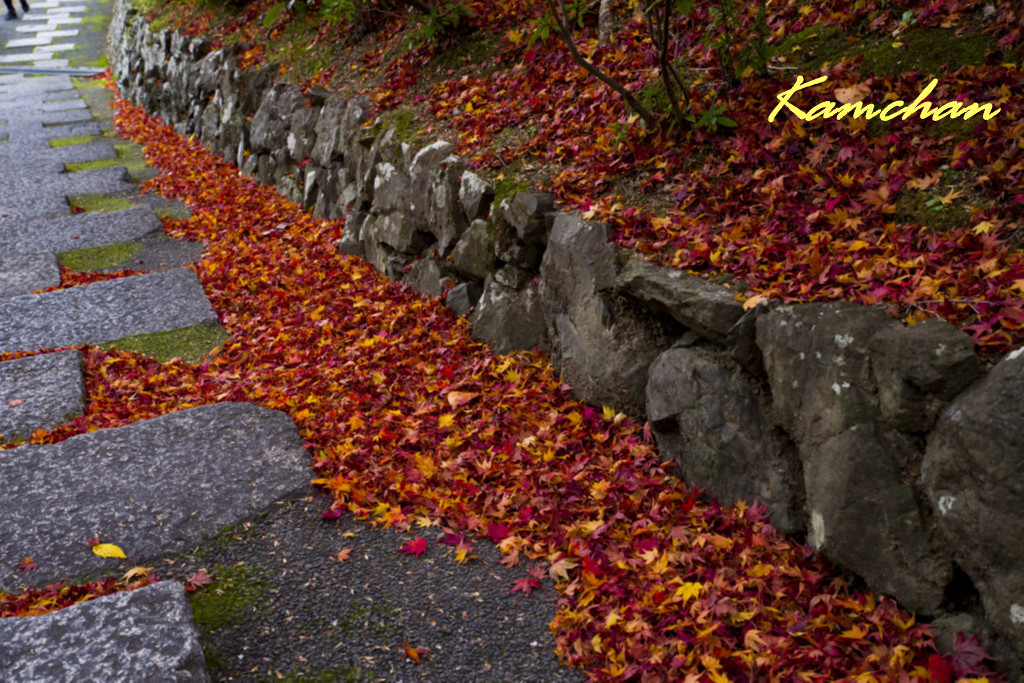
<box><xmin>58</xmin><ymin>242</ymin><xmax>142</xmax><ymax>271</ymax></box>
<box><xmin>49</xmin><ymin>134</ymin><xmax>102</xmax><ymax>148</ymax></box>
<box><xmin>66</xmin><ymin>193</ymin><xmax>139</xmax><ymax>214</ymax></box>
<box><xmin>188</xmin><ymin>563</ymin><xmax>270</xmax><ymax>631</ymax></box>
<box><xmin>101</xmin><ymin>322</ymin><xmax>230</xmax><ymax>363</ymax></box>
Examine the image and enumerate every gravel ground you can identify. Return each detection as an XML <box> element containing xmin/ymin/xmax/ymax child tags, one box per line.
<box><xmin>161</xmin><ymin>493</ymin><xmax>587</xmax><ymax>683</ymax></box>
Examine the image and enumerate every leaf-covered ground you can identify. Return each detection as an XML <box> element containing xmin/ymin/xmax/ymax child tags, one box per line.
<box><xmin>143</xmin><ymin>0</ymin><xmax>1024</xmax><ymax>357</ymax></box>
<box><xmin>1</xmin><ymin>87</ymin><xmax>1003</xmax><ymax>680</ymax></box>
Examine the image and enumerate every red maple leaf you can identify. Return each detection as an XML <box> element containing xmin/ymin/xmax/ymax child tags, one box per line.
<box><xmin>399</xmin><ymin>537</ymin><xmax>428</xmax><ymax>556</ymax></box>
<box><xmin>16</xmin><ymin>557</ymin><xmax>36</xmax><ymax>573</ymax></box>
<box><xmin>185</xmin><ymin>570</ymin><xmax>215</xmax><ymax>592</ymax></box>
<box><xmin>509</xmin><ymin>576</ymin><xmax>541</xmax><ymax>595</ymax></box>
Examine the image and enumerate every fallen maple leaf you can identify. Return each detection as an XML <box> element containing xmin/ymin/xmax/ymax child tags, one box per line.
<box><xmin>186</xmin><ymin>570</ymin><xmax>215</xmax><ymax>589</ymax></box>
<box><xmin>92</xmin><ymin>543</ymin><xmax>126</xmax><ymax>559</ymax></box>
<box><xmin>16</xmin><ymin>557</ymin><xmax>36</xmax><ymax>573</ymax></box>
<box><xmin>509</xmin><ymin>576</ymin><xmax>541</xmax><ymax>595</ymax></box>
<box><xmin>834</xmin><ymin>83</ymin><xmax>871</xmax><ymax>104</ymax></box>
<box><xmin>336</xmin><ymin>548</ymin><xmax>352</xmax><ymax>562</ymax></box>
<box><xmin>122</xmin><ymin>566</ymin><xmax>152</xmax><ymax>581</ymax></box>
<box><xmin>400</xmin><ymin>537</ymin><xmax>428</xmax><ymax>556</ymax></box>
<box><xmin>404</xmin><ymin>642</ymin><xmax>429</xmax><ymax>664</ymax></box>
<box><xmin>7</xmin><ymin>399</ymin><xmax>24</xmax><ymax>407</ymax></box>
<box><xmin>445</xmin><ymin>390</ymin><xmax>478</xmax><ymax>408</ymax></box>
<box><xmin>548</xmin><ymin>558</ymin><xmax>577</xmax><ymax>582</ymax></box>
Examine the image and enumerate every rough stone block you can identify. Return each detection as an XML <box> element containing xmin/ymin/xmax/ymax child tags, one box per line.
<box><xmin>0</xmin><ymin>402</ymin><xmax>309</xmax><ymax>590</ymax></box>
<box><xmin>0</xmin><ymin>581</ymin><xmax>210</xmax><ymax>682</ymax></box>
<box><xmin>618</xmin><ymin>256</ymin><xmax>744</xmax><ymax>344</ymax></box>
<box><xmin>0</xmin><ymin>253</ymin><xmax>61</xmax><ymax>297</ymax></box>
<box><xmin>0</xmin><ymin>350</ymin><xmax>85</xmax><ymax>441</ymax></box>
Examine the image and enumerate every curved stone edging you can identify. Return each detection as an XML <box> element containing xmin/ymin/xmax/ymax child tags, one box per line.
<box><xmin>107</xmin><ymin>3</ymin><xmax>1024</xmax><ymax>672</ymax></box>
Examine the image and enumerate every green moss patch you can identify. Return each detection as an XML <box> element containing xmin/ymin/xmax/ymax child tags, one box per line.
<box><xmin>101</xmin><ymin>322</ymin><xmax>230</xmax><ymax>363</ymax></box>
<box><xmin>66</xmin><ymin>194</ymin><xmax>139</xmax><ymax>214</ymax></box>
<box><xmin>189</xmin><ymin>563</ymin><xmax>270</xmax><ymax>631</ymax></box>
<box><xmin>49</xmin><ymin>134</ymin><xmax>102</xmax><ymax>148</ymax></box>
<box><xmin>773</xmin><ymin>25</ymin><xmax>989</xmax><ymax>76</ymax></box>
<box><xmin>58</xmin><ymin>242</ymin><xmax>142</xmax><ymax>271</ymax></box>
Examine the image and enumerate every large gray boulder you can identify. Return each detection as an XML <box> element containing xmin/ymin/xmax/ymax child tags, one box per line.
<box><xmin>923</xmin><ymin>347</ymin><xmax>1024</xmax><ymax>661</ymax></box>
<box><xmin>249</xmin><ymin>83</ymin><xmax>306</xmax><ymax>153</ymax></box>
<box><xmin>870</xmin><ymin>318</ymin><xmax>981</xmax><ymax>432</ymax></box>
<box><xmin>756</xmin><ymin>303</ymin><xmax>899</xmax><ymax>444</ymax></box>
<box><xmin>541</xmin><ymin>215</ymin><xmax>680</xmax><ymax>416</ymax></box>
<box><xmin>471</xmin><ymin>277</ymin><xmax>549</xmax><ymax>354</ymax></box>
<box><xmin>807</xmin><ymin>424</ymin><xmax>951</xmax><ymax>612</ymax></box>
<box><xmin>311</xmin><ymin>95</ymin><xmax>370</xmax><ymax>167</ymax></box>
<box><xmin>618</xmin><ymin>257</ymin><xmax>744</xmax><ymax>344</ymax></box>
<box><xmin>0</xmin><ymin>581</ymin><xmax>209</xmax><ymax>682</ymax></box>
<box><xmin>459</xmin><ymin>171</ymin><xmax>493</xmax><ymax>220</ymax></box>
<box><xmin>757</xmin><ymin>303</ymin><xmax>952</xmax><ymax>612</ymax></box>
<box><xmin>451</xmin><ymin>219</ymin><xmax>496</xmax><ymax>281</ymax></box>
<box><xmin>504</xmin><ymin>192</ymin><xmax>555</xmax><ymax>245</ymax></box>
<box><xmin>646</xmin><ymin>346</ymin><xmax>805</xmax><ymax>533</ymax></box>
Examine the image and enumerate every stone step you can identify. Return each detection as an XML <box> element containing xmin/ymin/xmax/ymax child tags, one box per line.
<box><xmin>3</xmin><ymin>165</ymin><xmax>133</xmax><ymax>222</ymax></box>
<box><xmin>0</xmin><ymin>402</ymin><xmax>310</xmax><ymax>591</ymax></box>
<box><xmin>0</xmin><ymin>268</ymin><xmax>217</xmax><ymax>353</ymax></box>
<box><xmin>0</xmin><ymin>349</ymin><xmax>84</xmax><ymax>441</ymax></box>
<box><xmin>0</xmin><ymin>252</ymin><xmax>60</xmax><ymax>296</ymax></box>
<box><xmin>0</xmin><ymin>205</ymin><xmax>162</xmax><ymax>254</ymax></box>
<box><xmin>0</xmin><ymin>580</ymin><xmax>209</xmax><ymax>682</ymax></box>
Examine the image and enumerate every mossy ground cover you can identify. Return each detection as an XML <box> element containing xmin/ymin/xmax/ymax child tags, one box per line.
<box><xmin>100</xmin><ymin>322</ymin><xmax>229</xmax><ymax>362</ymax></box>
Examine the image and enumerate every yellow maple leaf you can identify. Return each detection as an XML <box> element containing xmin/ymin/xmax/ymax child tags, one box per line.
<box><xmin>939</xmin><ymin>188</ymin><xmax>964</xmax><ymax>205</ymax></box>
<box><xmin>438</xmin><ymin>413</ymin><xmax>455</xmax><ymax>428</ymax></box>
<box><xmin>122</xmin><ymin>566</ymin><xmax>152</xmax><ymax>581</ymax></box>
<box><xmin>92</xmin><ymin>543</ymin><xmax>126</xmax><ymax>559</ymax></box>
<box><xmin>972</xmin><ymin>221</ymin><xmax>994</xmax><ymax>235</ymax></box>
<box><xmin>674</xmin><ymin>582</ymin><xmax>703</xmax><ymax>604</ymax></box>
<box><xmin>507</xmin><ymin>28</ymin><xmax>523</xmax><ymax>45</ymax></box>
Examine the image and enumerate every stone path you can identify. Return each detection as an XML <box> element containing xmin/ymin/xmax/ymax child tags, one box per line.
<box><xmin>0</xmin><ymin>3</ymin><xmax>315</xmax><ymax>680</ymax></box>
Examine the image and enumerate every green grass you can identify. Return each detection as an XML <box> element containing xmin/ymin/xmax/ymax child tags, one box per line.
<box><xmin>49</xmin><ymin>134</ymin><xmax>102</xmax><ymax>148</ymax></box>
<box><xmin>58</xmin><ymin>242</ymin><xmax>142</xmax><ymax>271</ymax></box>
<box><xmin>101</xmin><ymin>322</ymin><xmax>230</xmax><ymax>362</ymax></box>
<box><xmin>66</xmin><ymin>194</ymin><xmax>139</xmax><ymax>214</ymax></box>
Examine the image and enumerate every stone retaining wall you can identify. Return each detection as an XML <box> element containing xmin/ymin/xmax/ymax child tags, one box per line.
<box><xmin>108</xmin><ymin>1</ymin><xmax>1024</xmax><ymax>672</ymax></box>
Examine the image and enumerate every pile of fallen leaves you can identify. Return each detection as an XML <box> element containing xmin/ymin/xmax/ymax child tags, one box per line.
<box><xmin>1</xmin><ymin>90</ymin><xmax>1000</xmax><ymax>680</ymax></box>
<box><xmin>145</xmin><ymin>0</ymin><xmax>1024</xmax><ymax>356</ymax></box>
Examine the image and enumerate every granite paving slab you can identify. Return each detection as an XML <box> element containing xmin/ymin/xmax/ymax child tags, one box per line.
<box><xmin>0</xmin><ymin>402</ymin><xmax>310</xmax><ymax>590</ymax></box>
<box><xmin>0</xmin><ymin>350</ymin><xmax>84</xmax><ymax>441</ymax></box>
<box><xmin>0</xmin><ymin>205</ymin><xmax>162</xmax><ymax>254</ymax></box>
<box><xmin>0</xmin><ymin>267</ymin><xmax>217</xmax><ymax>353</ymax></box>
<box><xmin>0</xmin><ymin>252</ymin><xmax>60</xmax><ymax>296</ymax></box>
<box><xmin>0</xmin><ymin>581</ymin><xmax>210</xmax><ymax>682</ymax></box>
<box><xmin>3</xmin><ymin>165</ymin><xmax>132</xmax><ymax>220</ymax></box>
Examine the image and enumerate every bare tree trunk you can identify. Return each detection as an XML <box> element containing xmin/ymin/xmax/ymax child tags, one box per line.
<box><xmin>597</xmin><ymin>0</ymin><xmax>614</xmax><ymax>46</ymax></box>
